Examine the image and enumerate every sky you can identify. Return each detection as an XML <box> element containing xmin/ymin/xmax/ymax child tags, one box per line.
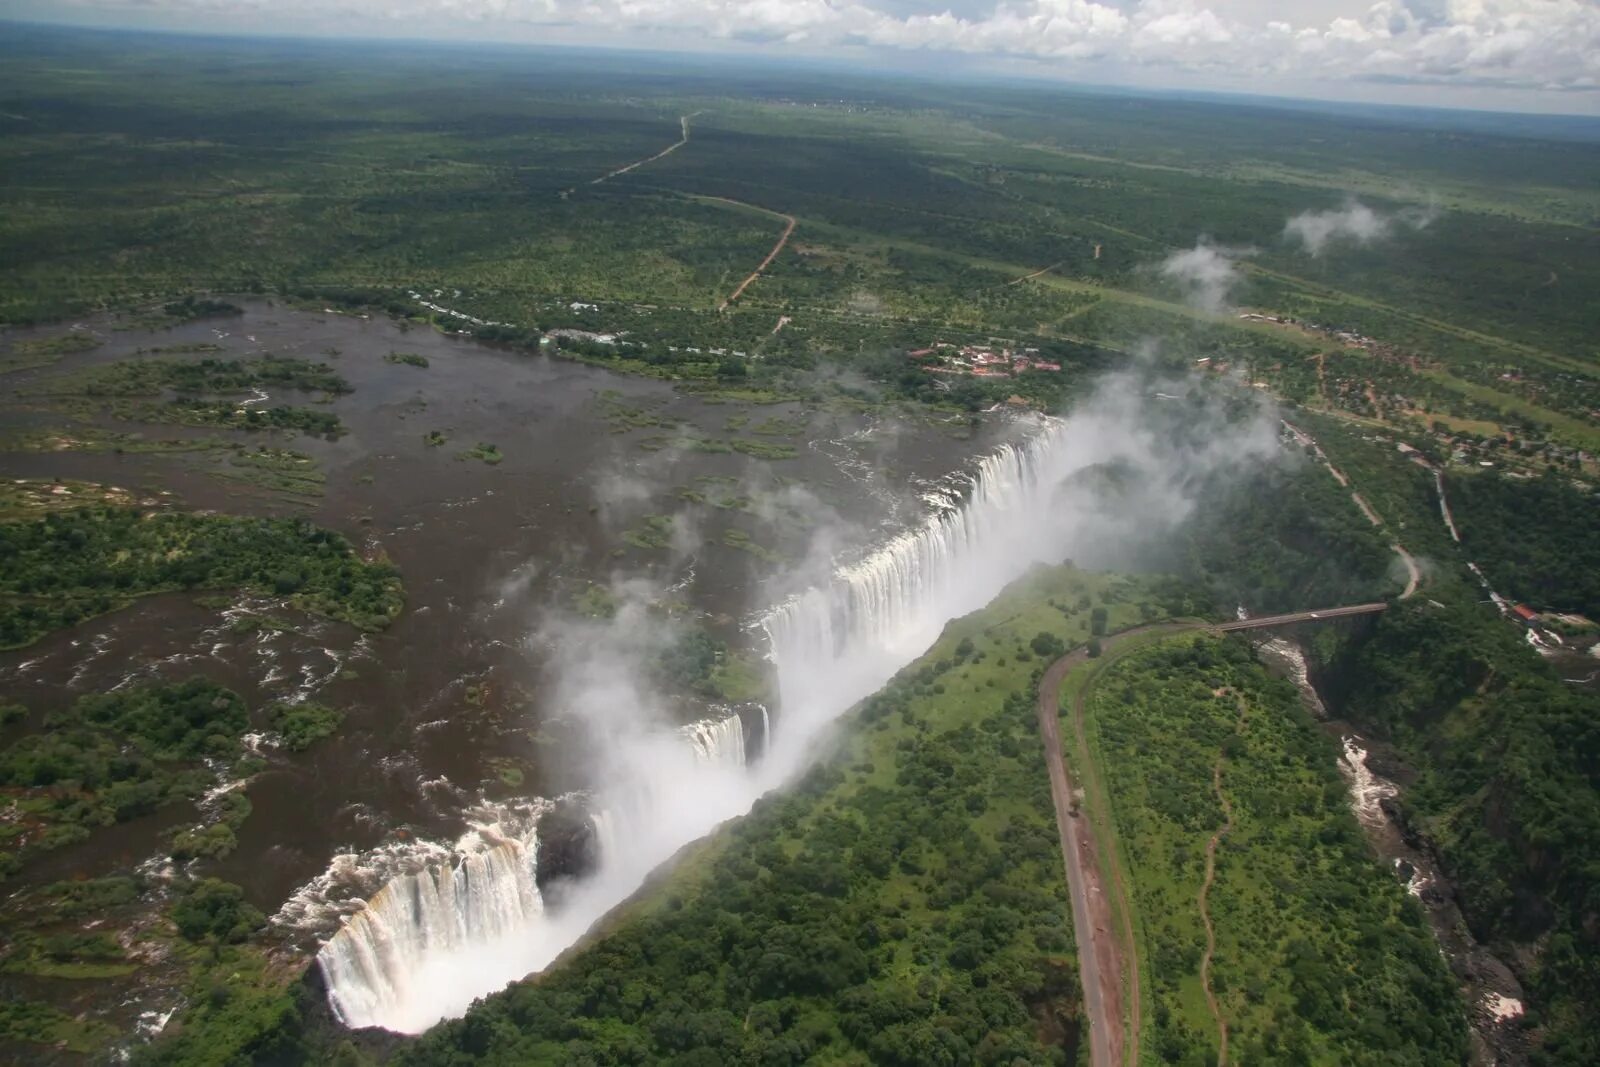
<box><xmin>7</xmin><ymin>0</ymin><xmax>1599</xmax><ymax>115</ymax></box>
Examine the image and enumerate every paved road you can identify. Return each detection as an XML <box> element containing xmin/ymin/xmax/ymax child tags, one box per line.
<box><xmin>1035</xmin><ymin>604</ymin><xmax>1388</xmax><ymax>1066</ymax></box>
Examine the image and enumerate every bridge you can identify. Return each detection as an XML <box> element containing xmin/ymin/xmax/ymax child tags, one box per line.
<box><xmin>1214</xmin><ymin>601</ymin><xmax>1388</xmax><ymax>632</ymax></box>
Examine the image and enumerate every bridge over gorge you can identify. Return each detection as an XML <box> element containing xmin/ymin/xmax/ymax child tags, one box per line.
<box><xmin>1036</xmin><ymin>601</ymin><xmax>1389</xmax><ymax>1067</ymax></box>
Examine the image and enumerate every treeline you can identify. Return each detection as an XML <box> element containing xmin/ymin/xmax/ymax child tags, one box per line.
<box><xmin>1322</xmin><ymin>592</ymin><xmax>1600</xmax><ymax>1064</ymax></box>
<box><xmin>1446</xmin><ymin>469</ymin><xmax>1600</xmax><ymax>617</ymax></box>
<box><xmin>0</xmin><ymin>506</ymin><xmax>403</xmax><ymax>646</ymax></box>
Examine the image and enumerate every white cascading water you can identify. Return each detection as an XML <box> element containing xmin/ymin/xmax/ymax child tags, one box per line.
<box><xmin>681</xmin><ymin>714</ymin><xmax>746</xmax><ymax>766</ymax></box>
<box><xmin>757</xmin><ymin>419</ymin><xmax>1083</xmax><ymax>783</ymax></box>
<box><xmin>312</xmin><ymin>397</ymin><xmax>1264</xmax><ymax>1033</ymax></box>
<box><xmin>314</xmin><ymin>802</ymin><xmax>551</xmax><ymax>1033</ymax></box>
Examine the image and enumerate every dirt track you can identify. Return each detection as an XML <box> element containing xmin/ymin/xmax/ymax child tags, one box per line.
<box><xmin>707</xmin><ymin>200</ymin><xmax>796</xmax><ymax>310</ymax></box>
<box><xmin>1036</xmin><ymin>647</ymin><xmax>1123</xmax><ymax>1067</ymax></box>
<box><xmin>563</xmin><ymin>113</ymin><xmax>695</xmax><ymax>196</ymax></box>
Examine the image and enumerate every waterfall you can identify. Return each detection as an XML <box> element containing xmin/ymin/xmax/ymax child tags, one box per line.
<box><xmin>313</xmin><ymin>415</ymin><xmax>1101</xmax><ymax>1034</ymax></box>
<box><xmin>681</xmin><ymin>714</ymin><xmax>746</xmax><ymax>767</ymax></box>
<box><xmin>315</xmin><ymin>805</ymin><xmax>548</xmax><ymax>1032</ymax></box>
<box><xmin>758</xmin><ymin>418</ymin><xmax>1081</xmax><ymax>780</ymax></box>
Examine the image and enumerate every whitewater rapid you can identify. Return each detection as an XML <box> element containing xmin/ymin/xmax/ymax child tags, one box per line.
<box><xmin>308</xmin><ymin>401</ymin><xmax>1246</xmax><ymax>1033</ymax></box>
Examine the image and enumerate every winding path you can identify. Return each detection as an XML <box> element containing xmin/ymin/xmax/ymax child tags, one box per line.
<box><xmin>1281</xmin><ymin>420</ymin><xmax>1420</xmax><ymax>601</ymax></box>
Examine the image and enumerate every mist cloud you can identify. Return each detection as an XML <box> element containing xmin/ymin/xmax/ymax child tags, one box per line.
<box><xmin>1158</xmin><ymin>241</ymin><xmax>1254</xmax><ymax>313</ymax></box>
<box><xmin>1283</xmin><ymin>198</ymin><xmax>1438</xmax><ymax>256</ymax></box>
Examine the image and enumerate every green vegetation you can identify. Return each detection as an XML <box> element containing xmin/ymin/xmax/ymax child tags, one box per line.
<box><xmin>639</xmin><ymin>433</ymin><xmax>801</xmax><ymax>459</ymax></box>
<box><xmin>37</xmin><ymin>875</ymin><xmax>145</xmax><ymax>918</ymax></box>
<box><xmin>171</xmin><ymin>879</ymin><xmax>266</xmax><ymax>944</ymax></box>
<box><xmin>1</xmin><ymin>929</ymin><xmax>137</xmax><ymax>979</ymax></box>
<box><xmin>1</xmin><ymin>25</ymin><xmax>1591</xmax><ymax>460</ymax></box>
<box><xmin>0</xmin><ymin>329</ymin><xmax>100</xmax><ymax>373</ymax></box>
<box><xmin>0</xmin><ymin>679</ymin><xmax>245</xmax><ymax>873</ymax></box>
<box><xmin>401</xmin><ymin>566</ymin><xmax>1139</xmax><ymax>1066</ymax></box>
<box><xmin>1177</xmin><ymin>452</ymin><xmax>1397</xmax><ymax>612</ymax></box>
<box><xmin>723</xmin><ymin>525</ymin><xmax>783</xmax><ymax>562</ymax></box>
<box><xmin>268</xmin><ymin>700</ymin><xmax>345</xmax><ymax>752</ymax></box>
<box><xmin>622</xmin><ymin>513</ymin><xmax>675</xmax><ymax>550</ymax></box>
<box><xmin>1084</xmin><ymin>633</ymin><xmax>1463</xmax><ymax>1064</ymax></box>
<box><xmin>0</xmin><ymin>502</ymin><xmax>403</xmax><ymax>646</ymax></box>
<box><xmin>571</xmin><ymin>582</ymin><xmax>618</xmax><ymax>619</ymax></box>
<box><xmin>33</xmin><ymin>355</ymin><xmax>349</xmax><ymax>398</ymax></box>
<box><xmin>171</xmin><ymin>789</ymin><xmax>252</xmax><ymax>862</ymax></box>
<box><xmin>1446</xmin><ymin>469</ymin><xmax>1600</xmax><ymax>616</ymax></box>
<box><xmin>456</xmin><ymin>442</ymin><xmax>503</xmax><ymax>464</ymax></box>
<box><xmin>2</xmin><ymin>24</ymin><xmax>1597</xmax><ymax>1063</ymax></box>
<box><xmin>216</xmin><ymin>446</ymin><xmax>326</xmax><ymax>499</ymax></box>
<box><xmin>386</xmin><ymin>351</ymin><xmax>430</xmax><ymax>368</ymax></box>
<box><xmin>0</xmin><ymin>997</ymin><xmax>118</xmax><ymax>1054</ymax></box>
<box><xmin>23</xmin><ymin>354</ymin><xmax>351</xmax><ymax>437</ymax></box>
<box><xmin>160</xmin><ymin>296</ymin><xmax>244</xmax><ymax>322</ymax></box>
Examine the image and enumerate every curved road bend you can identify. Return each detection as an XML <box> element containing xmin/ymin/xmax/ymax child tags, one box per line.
<box><xmin>1035</xmin><ymin>603</ymin><xmax>1388</xmax><ymax>1067</ymax></box>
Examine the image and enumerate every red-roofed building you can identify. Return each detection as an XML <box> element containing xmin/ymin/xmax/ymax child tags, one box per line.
<box><xmin>1512</xmin><ymin>604</ymin><xmax>1540</xmax><ymax>624</ymax></box>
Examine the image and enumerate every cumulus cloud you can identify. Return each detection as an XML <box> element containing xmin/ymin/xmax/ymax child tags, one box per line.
<box><xmin>54</xmin><ymin>0</ymin><xmax>1600</xmax><ymax>95</ymax></box>
<box><xmin>1157</xmin><ymin>240</ymin><xmax>1253</xmax><ymax>313</ymax></box>
<box><xmin>1283</xmin><ymin>197</ymin><xmax>1438</xmax><ymax>255</ymax></box>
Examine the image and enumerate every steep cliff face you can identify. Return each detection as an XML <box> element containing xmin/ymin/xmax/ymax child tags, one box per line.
<box><xmin>1317</xmin><ymin>594</ymin><xmax>1600</xmax><ymax>1064</ymax></box>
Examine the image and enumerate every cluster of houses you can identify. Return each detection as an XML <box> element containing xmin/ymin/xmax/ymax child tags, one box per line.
<box><xmin>906</xmin><ymin>342</ymin><xmax>1061</xmax><ymax>378</ymax></box>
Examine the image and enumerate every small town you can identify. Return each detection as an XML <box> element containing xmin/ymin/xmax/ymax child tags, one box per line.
<box><xmin>906</xmin><ymin>341</ymin><xmax>1062</xmax><ymax>378</ymax></box>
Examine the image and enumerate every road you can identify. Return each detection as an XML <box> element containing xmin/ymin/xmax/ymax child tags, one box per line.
<box><xmin>562</xmin><ymin>112</ymin><xmax>696</xmax><ymax>196</ymax></box>
<box><xmin>707</xmin><ymin>201</ymin><xmax>797</xmax><ymax>310</ymax></box>
<box><xmin>1036</xmin><ymin>604</ymin><xmax>1388</xmax><ymax>1066</ymax></box>
<box><xmin>1037</xmin><ymin>646</ymin><xmax>1123</xmax><ymax>1067</ymax></box>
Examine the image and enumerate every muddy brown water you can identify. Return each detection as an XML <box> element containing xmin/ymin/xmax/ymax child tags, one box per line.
<box><xmin>0</xmin><ymin>301</ymin><xmax>1010</xmax><ymax>1046</ymax></box>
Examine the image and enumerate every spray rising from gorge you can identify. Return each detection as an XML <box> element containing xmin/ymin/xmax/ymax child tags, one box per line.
<box><xmin>310</xmin><ymin>374</ymin><xmax>1281</xmax><ymax>1033</ymax></box>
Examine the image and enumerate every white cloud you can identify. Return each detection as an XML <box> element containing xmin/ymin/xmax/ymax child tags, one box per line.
<box><xmin>44</xmin><ymin>0</ymin><xmax>1600</xmax><ymax>96</ymax></box>
<box><xmin>1283</xmin><ymin>198</ymin><xmax>1437</xmax><ymax>255</ymax></box>
<box><xmin>1158</xmin><ymin>240</ymin><xmax>1253</xmax><ymax>312</ymax></box>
